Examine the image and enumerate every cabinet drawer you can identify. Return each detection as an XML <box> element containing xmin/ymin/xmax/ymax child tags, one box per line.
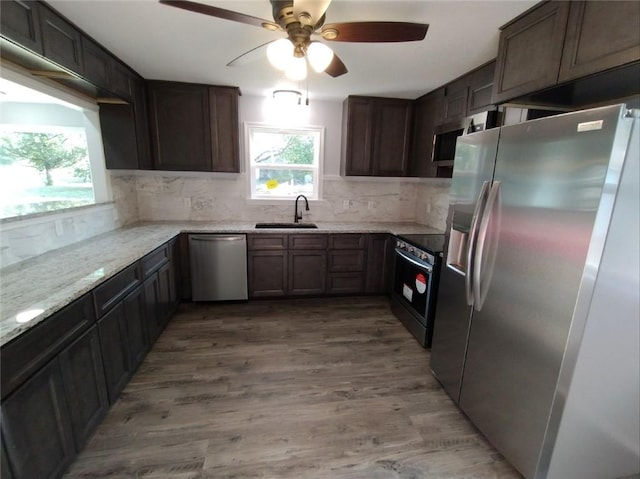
<box><xmin>140</xmin><ymin>244</ymin><xmax>169</xmax><ymax>278</ymax></box>
<box><xmin>1</xmin><ymin>293</ymin><xmax>94</xmax><ymax>400</ymax></box>
<box><xmin>329</xmin><ymin>234</ymin><xmax>366</xmax><ymax>250</ymax></box>
<box><xmin>247</xmin><ymin>234</ymin><xmax>287</xmax><ymax>250</ymax></box>
<box><xmin>327</xmin><ymin>272</ymin><xmax>365</xmax><ymax>295</ymax></box>
<box><xmin>288</xmin><ymin>234</ymin><xmax>327</xmax><ymax>250</ymax></box>
<box><xmin>328</xmin><ymin>250</ymin><xmax>366</xmax><ymax>272</ymax></box>
<box><xmin>93</xmin><ymin>262</ymin><xmax>141</xmax><ymax>318</ymax></box>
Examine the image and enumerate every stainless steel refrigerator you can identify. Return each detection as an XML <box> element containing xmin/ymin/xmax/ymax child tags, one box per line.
<box><xmin>430</xmin><ymin>104</ymin><xmax>639</xmax><ymax>479</ymax></box>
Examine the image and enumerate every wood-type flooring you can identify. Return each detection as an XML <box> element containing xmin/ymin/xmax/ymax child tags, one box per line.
<box><xmin>64</xmin><ymin>296</ymin><xmax>522</xmax><ymax>479</ymax></box>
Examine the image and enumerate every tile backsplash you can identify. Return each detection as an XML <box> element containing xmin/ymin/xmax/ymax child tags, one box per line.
<box><xmin>1</xmin><ymin>171</ymin><xmax>450</xmax><ymax>268</ymax></box>
<box><xmin>124</xmin><ymin>171</ymin><xmax>450</xmax><ymax>228</ymax></box>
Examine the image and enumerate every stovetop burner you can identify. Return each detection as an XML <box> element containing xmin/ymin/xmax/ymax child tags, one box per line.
<box><xmin>397</xmin><ymin>234</ymin><xmax>445</xmax><ymax>255</ymax></box>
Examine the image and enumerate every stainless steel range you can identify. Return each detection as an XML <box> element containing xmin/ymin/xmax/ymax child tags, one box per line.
<box><xmin>390</xmin><ymin>234</ymin><xmax>444</xmax><ymax>348</ymax></box>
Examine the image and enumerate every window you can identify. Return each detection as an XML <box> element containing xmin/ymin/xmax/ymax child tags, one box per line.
<box><xmin>247</xmin><ymin>123</ymin><xmax>323</xmax><ymax>200</ymax></box>
<box><xmin>0</xmin><ymin>73</ymin><xmax>107</xmax><ymax>219</ymax></box>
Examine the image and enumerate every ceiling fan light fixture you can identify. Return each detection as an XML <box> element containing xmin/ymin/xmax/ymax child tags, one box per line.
<box><xmin>284</xmin><ymin>56</ymin><xmax>307</xmax><ymax>81</ymax></box>
<box><xmin>267</xmin><ymin>38</ymin><xmax>294</xmax><ymax>71</ymax></box>
<box><xmin>307</xmin><ymin>42</ymin><xmax>334</xmax><ymax>73</ymax></box>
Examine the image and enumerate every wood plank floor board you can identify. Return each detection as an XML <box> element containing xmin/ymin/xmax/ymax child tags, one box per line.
<box><xmin>63</xmin><ymin>297</ymin><xmax>522</xmax><ymax>479</ymax></box>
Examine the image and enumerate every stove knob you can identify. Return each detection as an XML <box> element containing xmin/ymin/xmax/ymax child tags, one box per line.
<box><xmin>409</xmin><ymin>247</ymin><xmax>415</xmax><ymax>253</ymax></box>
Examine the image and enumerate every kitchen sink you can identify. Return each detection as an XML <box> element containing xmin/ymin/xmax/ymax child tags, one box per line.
<box><xmin>255</xmin><ymin>222</ymin><xmax>318</xmax><ymax>229</ymax></box>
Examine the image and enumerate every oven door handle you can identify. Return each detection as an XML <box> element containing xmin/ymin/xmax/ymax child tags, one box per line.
<box><xmin>395</xmin><ymin>248</ymin><xmax>433</xmax><ymax>273</ymax></box>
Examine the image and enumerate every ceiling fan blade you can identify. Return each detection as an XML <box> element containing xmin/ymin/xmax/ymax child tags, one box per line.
<box><xmin>321</xmin><ymin>22</ymin><xmax>428</xmax><ymax>43</ymax></box>
<box><xmin>293</xmin><ymin>0</ymin><xmax>332</xmax><ymax>27</ymax></box>
<box><xmin>159</xmin><ymin>0</ymin><xmax>281</xmax><ymax>31</ymax></box>
<box><xmin>324</xmin><ymin>53</ymin><xmax>347</xmax><ymax>78</ymax></box>
<box><xmin>226</xmin><ymin>41</ymin><xmax>275</xmax><ymax>67</ymax></box>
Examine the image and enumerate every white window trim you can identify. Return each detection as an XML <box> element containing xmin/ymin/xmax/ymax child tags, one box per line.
<box><xmin>244</xmin><ymin>122</ymin><xmax>324</xmax><ymax>201</ymax></box>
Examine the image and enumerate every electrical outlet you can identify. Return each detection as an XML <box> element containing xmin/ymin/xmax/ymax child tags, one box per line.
<box><xmin>368</xmin><ymin>201</ymin><xmax>374</xmax><ymax>210</ymax></box>
<box><xmin>342</xmin><ymin>200</ymin><xmax>349</xmax><ymax>209</ymax></box>
<box><xmin>183</xmin><ymin>197</ymin><xmax>191</xmax><ymax>208</ymax></box>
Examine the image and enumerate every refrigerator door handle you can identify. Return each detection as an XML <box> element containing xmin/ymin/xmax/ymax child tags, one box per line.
<box><xmin>473</xmin><ymin>181</ymin><xmax>501</xmax><ymax>311</ymax></box>
<box><xmin>465</xmin><ymin>180</ymin><xmax>491</xmax><ymax>306</ymax></box>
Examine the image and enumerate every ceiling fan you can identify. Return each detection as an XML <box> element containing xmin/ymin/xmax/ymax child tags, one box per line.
<box><xmin>159</xmin><ymin>0</ymin><xmax>429</xmax><ymax>80</ymax></box>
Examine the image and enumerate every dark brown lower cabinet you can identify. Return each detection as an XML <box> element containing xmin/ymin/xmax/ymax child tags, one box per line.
<box><xmin>288</xmin><ymin>250</ymin><xmax>327</xmax><ymax>295</ymax></box>
<box><xmin>326</xmin><ymin>272</ymin><xmax>365</xmax><ymax>294</ymax></box>
<box><xmin>248</xmin><ymin>250</ymin><xmax>288</xmax><ymax>297</ymax></box>
<box><xmin>122</xmin><ymin>285</ymin><xmax>148</xmax><ymax>370</ymax></box>
<box><xmin>1</xmin><ymin>359</ymin><xmax>75</xmax><ymax>479</ymax></box>
<box><xmin>366</xmin><ymin>234</ymin><xmax>394</xmax><ymax>294</ymax></box>
<box><xmin>1</xmin><ymin>441</ymin><xmax>13</xmax><ymax>479</ymax></box>
<box><xmin>97</xmin><ymin>303</ymin><xmax>131</xmax><ymax>404</ymax></box>
<box><xmin>157</xmin><ymin>260</ymin><xmax>176</xmax><ymax>324</ymax></box>
<box><xmin>143</xmin><ymin>272</ymin><xmax>162</xmax><ymax>343</ymax></box>
<box><xmin>58</xmin><ymin>326</ymin><xmax>108</xmax><ymax>451</ymax></box>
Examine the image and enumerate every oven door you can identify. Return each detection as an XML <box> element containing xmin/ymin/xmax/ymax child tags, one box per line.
<box><xmin>393</xmin><ymin>248</ymin><xmax>434</xmax><ymax>321</ymax></box>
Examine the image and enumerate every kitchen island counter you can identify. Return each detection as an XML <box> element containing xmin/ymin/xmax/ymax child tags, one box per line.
<box><xmin>0</xmin><ymin>221</ymin><xmax>442</xmax><ymax>346</ymax></box>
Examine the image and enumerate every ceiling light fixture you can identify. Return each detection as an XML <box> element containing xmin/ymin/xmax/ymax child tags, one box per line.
<box><xmin>266</xmin><ymin>38</ymin><xmax>334</xmax><ymax>80</ymax></box>
<box><xmin>272</xmin><ymin>89</ymin><xmax>302</xmax><ymax>105</ymax></box>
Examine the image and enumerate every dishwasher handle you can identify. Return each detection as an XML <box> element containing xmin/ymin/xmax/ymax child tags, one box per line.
<box><xmin>189</xmin><ymin>234</ymin><xmax>245</xmax><ymax>242</ymax></box>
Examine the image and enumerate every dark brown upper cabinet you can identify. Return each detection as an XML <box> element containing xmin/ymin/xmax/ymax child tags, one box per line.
<box><xmin>81</xmin><ymin>36</ymin><xmax>110</xmax><ymax>89</ymax></box>
<box><xmin>341</xmin><ymin>96</ymin><xmax>413</xmax><ymax>177</ymax></box>
<box><xmin>492</xmin><ymin>2</ymin><xmax>570</xmax><ymax>104</ymax></box>
<box><xmin>558</xmin><ymin>1</ymin><xmax>640</xmax><ymax>82</ymax></box>
<box><xmin>147</xmin><ymin>81</ymin><xmax>240</xmax><ymax>172</ymax></box>
<box><xmin>441</xmin><ymin>78</ymin><xmax>468</xmax><ymax>124</ymax></box>
<box><xmin>492</xmin><ymin>1</ymin><xmax>640</xmax><ymax>104</ymax></box>
<box><xmin>0</xmin><ymin>0</ymin><xmax>43</xmax><ymax>54</ymax></box>
<box><xmin>409</xmin><ymin>88</ymin><xmax>443</xmax><ymax>178</ymax></box>
<box><xmin>467</xmin><ymin>60</ymin><xmax>496</xmax><ymax>115</ymax></box>
<box><xmin>39</xmin><ymin>3</ymin><xmax>83</xmax><ymax>75</ymax></box>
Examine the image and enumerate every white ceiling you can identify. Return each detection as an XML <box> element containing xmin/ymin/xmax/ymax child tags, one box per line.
<box><xmin>46</xmin><ymin>0</ymin><xmax>538</xmax><ymax>102</ymax></box>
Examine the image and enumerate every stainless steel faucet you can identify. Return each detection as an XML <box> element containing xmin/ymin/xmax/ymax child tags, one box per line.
<box><xmin>294</xmin><ymin>194</ymin><xmax>309</xmax><ymax>223</ymax></box>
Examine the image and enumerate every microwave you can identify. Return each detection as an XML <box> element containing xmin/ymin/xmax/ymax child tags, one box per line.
<box><xmin>432</xmin><ymin>110</ymin><xmax>499</xmax><ymax>166</ymax></box>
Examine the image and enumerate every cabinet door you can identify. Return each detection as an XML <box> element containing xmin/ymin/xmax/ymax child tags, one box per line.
<box><xmin>209</xmin><ymin>86</ymin><xmax>240</xmax><ymax>172</ymax></box>
<box><xmin>100</xmin><ymin>103</ymin><xmax>139</xmax><ymax>169</ymax></box>
<box><xmin>39</xmin><ymin>5</ymin><xmax>83</xmax><ymax>74</ymax></box>
<box><xmin>123</xmin><ymin>285</ymin><xmax>149</xmax><ymax>370</ymax></box>
<box><xmin>0</xmin><ymin>0</ymin><xmax>43</xmax><ymax>54</ymax></box>
<box><xmin>109</xmin><ymin>60</ymin><xmax>133</xmax><ymax>101</ymax></box>
<box><xmin>342</xmin><ymin>97</ymin><xmax>374</xmax><ymax>175</ymax></box>
<box><xmin>492</xmin><ymin>1</ymin><xmax>570</xmax><ymax>104</ymax></box>
<box><xmin>327</xmin><ymin>272</ymin><xmax>365</xmax><ymax>295</ymax></box>
<box><xmin>409</xmin><ymin>89</ymin><xmax>443</xmax><ymax>178</ymax></box>
<box><xmin>559</xmin><ymin>1</ymin><xmax>640</xmax><ymax>82</ymax></box>
<box><xmin>248</xmin><ymin>250</ymin><xmax>287</xmax><ymax>297</ymax></box>
<box><xmin>1</xmin><ymin>440</ymin><xmax>14</xmax><ymax>479</ymax></box>
<box><xmin>1</xmin><ymin>359</ymin><xmax>75</xmax><ymax>479</ymax></box>
<box><xmin>97</xmin><ymin>303</ymin><xmax>131</xmax><ymax>404</ymax></box>
<box><xmin>373</xmin><ymin>99</ymin><xmax>412</xmax><ymax>176</ymax></box>
<box><xmin>148</xmin><ymin>81</ymin><xmax>213</xmax><ymax>171</ymax></box>
<box><xmin>366</xmin><ymin>234</ymin><xmax>393</xmax><ymax>293</ymax></box>
<box><xmin>143</xmin><ymin>273</ymin><xmax>162</xmax><ymax>343</ymax></box>
<box><xmin>132</xmin><ymin>78</ymin><xmax>152</xmax><ymax>169</ymax></box>
<box><xmin>288</xmin><ymin>250</ymin><xmax>327</xmax><ymax>296</ymax></box>
<box><xmin>157</xmin><ymin>261</ymin><xmax>175</xmax><ymax>326</ymax></box>
<box><xmin>467</xmin><ymin>61</ymin><xmax>496</xmax><ymax>115</ymax></box>
<box><xmin>81</xmin><ymin>36</ymin><xmax>110</xmax><ymax>90</ymax></box>
<box><xmin>58</xmin><ymin>326</ymin><xmax>108</xmax><ymax>450</ymax></box>
<box><xmin>441</xmin><ymin>78</ymin><xmax>468</xmax><ymax>123</ymax></box>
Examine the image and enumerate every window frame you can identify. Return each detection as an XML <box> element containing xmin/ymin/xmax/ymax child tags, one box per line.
<box><xmin>245</xmin><ymin>122</ymin><xmax>324</xmax><ymax>201</ymax></box>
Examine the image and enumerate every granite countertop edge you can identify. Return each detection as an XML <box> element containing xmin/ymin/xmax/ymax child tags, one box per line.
<box><xmin>0</xmin><ymin>221</ymin><xmax>443</xmax><ymax>346</ymax></box>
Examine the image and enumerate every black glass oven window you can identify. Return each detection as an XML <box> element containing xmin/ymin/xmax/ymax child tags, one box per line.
<box><xmin>394</xmin><ymin>255</ymin><xmax>432</xmax><ymax>323</ymax></box>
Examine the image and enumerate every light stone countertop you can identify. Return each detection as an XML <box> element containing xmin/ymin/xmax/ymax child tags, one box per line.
<box><xmin>0</xmin><ymin>221</ymin><xmax>443</xmax><ymax>346</ymax></box>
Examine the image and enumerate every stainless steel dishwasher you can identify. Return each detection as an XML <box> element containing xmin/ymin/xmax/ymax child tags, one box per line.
<box><xmin>188</xmin><ymin>234</ymin><xmax>248</xmax><ymax>301</ymax></box>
